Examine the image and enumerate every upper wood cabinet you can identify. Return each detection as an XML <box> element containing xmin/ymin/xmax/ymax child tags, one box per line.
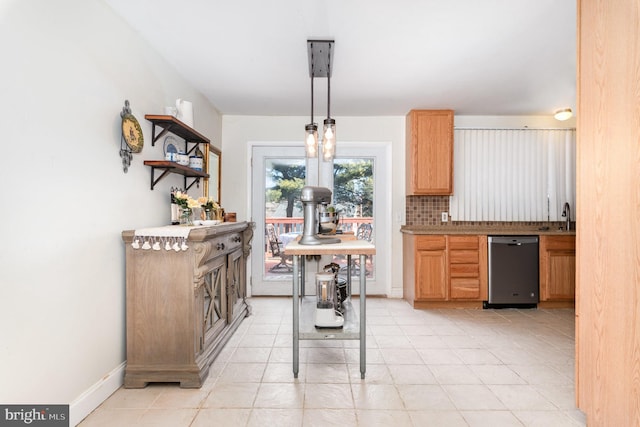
<box><xmin>406</xmin><ymin>109</ymin><xmax>454</xmax><ymax>195</ymax></box>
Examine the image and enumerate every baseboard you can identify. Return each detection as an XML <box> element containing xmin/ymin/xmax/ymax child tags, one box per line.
<box><xmin>388</xmin><ymin>287</ymin><xmax>404</xmax><ymax>299</ymax></box>
<box><xmin>69</xmin><ymin>362</ymin><xmax>125</xmax><ymax>426</ymax></box>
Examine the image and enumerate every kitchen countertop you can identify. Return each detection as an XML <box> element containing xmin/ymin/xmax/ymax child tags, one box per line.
<box><xmin>401</xmin><ymin>225</ymin><xmax>576</xmax><ymax>236</ymax></box>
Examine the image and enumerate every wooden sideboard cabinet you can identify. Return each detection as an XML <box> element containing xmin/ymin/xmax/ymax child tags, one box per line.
<box><xmin>405</xmin><ymin>109</ymin><xmax>454</xmax><ymax>195</ymax></box>
<box><xmin>539</xmin><ymin>235</ymin><xmax>576</xmax><ymax>303</ymax></box>
<box><xmin>403</xmin><ymin>234</ymin><xmax>487</xmax><ymax>307</ymax></box>
<box><xmin>121</xmin><ymin>222</ymin><xmax>254</xmax><ymax>388</ymax></box>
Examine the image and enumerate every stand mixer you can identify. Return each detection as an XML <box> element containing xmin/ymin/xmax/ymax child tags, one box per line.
<box><xmin>299</xmin><ymin>186</ymin><xmax>341</xmax><ymax>245</ymax></box>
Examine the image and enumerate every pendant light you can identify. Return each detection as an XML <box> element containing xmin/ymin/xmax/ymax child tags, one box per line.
<box><xmin>304</xmin><ymin>67</ymin><xmax>318</xmax><ymax>158</ymax></box>
<box><xmin>322</xmin><ymin>44</ymin><xmax>336</xmax><ymax>161</ymax></box>
<box><xmin>305</xmin><ymin>40</ymin><xmax>336</xmax><ymax>161</ymax></box>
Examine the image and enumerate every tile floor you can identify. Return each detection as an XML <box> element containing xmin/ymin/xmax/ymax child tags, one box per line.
<box><xmin>79</xmin><ymin>297</ymin><xmax>587</xmax><ymax>427</ymax></box>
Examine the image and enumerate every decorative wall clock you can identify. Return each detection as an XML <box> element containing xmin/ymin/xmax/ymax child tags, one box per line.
<box><xmin>119</xmin><ymin>99</ymin><xmax>143</xmax><ymax>173</ymax></box>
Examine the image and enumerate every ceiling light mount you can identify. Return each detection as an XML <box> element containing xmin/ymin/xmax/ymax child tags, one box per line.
<box><xmin>305</xmin><ymin>40</ymin><xmax>336</xmax><ymax>161</ymax></box>
<box><xmin>554</xmin><ymin>108</ymin><xmax>573</xmax><ymax>121</ymax></box>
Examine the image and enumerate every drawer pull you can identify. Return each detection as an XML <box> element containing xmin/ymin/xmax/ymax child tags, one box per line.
<box><xmin>217</xmin><ymin>242</ymin><xmax>225</xmax><ymax>250</ymax></box>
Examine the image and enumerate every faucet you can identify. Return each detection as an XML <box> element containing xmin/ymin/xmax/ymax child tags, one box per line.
<box><xmin>562</xmin><ymin>202</ymin><xmax>571</xmax><ymax>231</ymax></box>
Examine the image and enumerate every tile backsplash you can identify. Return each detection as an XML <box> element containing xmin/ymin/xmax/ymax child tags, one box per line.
<box><xmin>405</xmin><ymin>196</ymin><xmax>573</xmax><ymax>229</ymax></box>
<box><xmin>406</xmin><ymin>196</ymin><xmax>451</xmax><ymax>226</ymax></box>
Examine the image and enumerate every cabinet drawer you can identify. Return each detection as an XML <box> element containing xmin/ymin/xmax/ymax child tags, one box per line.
<box><xmin>449</xmin><ymin>250</ymin><xmax>479</xmax><ymax>264</ymax></box>
<box><xmin>209</xmin><ymin>233</ymin><xmax>243</xmax><ymax>257</ymax></box>
<box><xmin>416</xmin><ymin>235</ymin><xmax>447</xmax><ymax>250</ymax></box>
<box><xmin>448</xmin><ymin>236</ymin><xmax>479</xmax><ymax>250</ymax></box>
<box><xmin>450</xmin><ymin>278</ymin><xmax>481</xmax><ymax>299</ymax></box>
<box><xmin>450</xmin><ymin>263</ymin><xmax>480</xmax><ymax>277</ymax></box>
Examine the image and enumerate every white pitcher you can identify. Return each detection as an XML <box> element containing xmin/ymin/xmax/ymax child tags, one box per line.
<box><xmin>175</xmin><ymin>98</ymin><xmax>194</xmax><ymax>127</ymax></box>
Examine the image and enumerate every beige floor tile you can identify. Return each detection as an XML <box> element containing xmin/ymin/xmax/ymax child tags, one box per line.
<box><xmin>429</xmin><ymin>364</ymin><xmax>483</xmax><ymax>385</ymax></box>
<box><xmin>304</xmin><ymin>383</ymin><xmax>354</xmax><ymax>409</ymax></box>
<box><xmin>356</xmin><ymin>409</ymin><xmax>413</xmax><ymax>426</ymax></box>
<box><xmin>238</xmin><ymin>333</ymin><xmax>276</xmax><ymax>347</ymax></box>
<box><xmin>151</xmin><ymin>387</ymin><xmax>208</xmax><ymax>408</ymax></box>
<box><xmin>254</xmin><ymin>383</ymin><xmax>305</xmax><ymax>408</ymax></box>
<box><xmin>248</xmin><ymin>408</ymin><xmax>303</xmax><ymax>427</ymax></box>
<box><xmin>231</xmin><ymin>347</ymin><xmax>272</xmax><ymax>363</ymax></box>
<box><xmin>418</xmin><ymin>348</ymin><xmax>465</xmax><ymax>365</ymax></box>
<box><xmin>79</xmin><ymin>299</ymin><xmax>584</xmax><ymax>426</ymax></box>
<box><xmin>218</xmin><ymin>362</ymin><xmax>266</xmax><ymax>383</ymax></box>
<box><xmin>99</xmin><ymin>387</ymin><xmax>163</xmax><ymax>409</ymax></box>
<box><xmin>444</xmin><ymin>384</ymin><xmax>506</xmax><ymax>410</ymax></box>
<box><xmin>408</xmin><ymin>410</ymin><xmax>468</xmax><ymax>427</ymax></box>
<box><xmin>202</xmin><ymin>382</ymin><xmax>259</xmax><ymax>408</ymax></box>
<box><xmin>514</xmin><ymin>410</ymin><xmax>586</xmax><ymax>426</ymax></box>
<box><xmin>397</xmin><ymin>384</ymin><xmax>456</xmax><ymax>411</ymax></box>
<box><xmin>137</xmin><ymin>408</ymin><xmax>197</xmax><ymax>426</ymax></box>
<box><xmin>306</xmin><ymin>363</ymin><xmax>350</xmax><ymax>383</ymax></box>
<box><xmin>489</xmin><ymin>384</ymin><xmax>556</xmax><ymax>410</ymax></box>
<box><xmin>387</xmin><ymin>364</ymin><xmax>437</xmax><ymax>385</ymax></box>
<box><xmin>263</xmin><ymin>362</ymin><xmax>306</xmax><ymax>383</ymax></box>
<box><xmin>379</xmin><ymin>348</ymin><xmax>423</xmax><ymax>365</ymax></box>
<box><xmin>78</xmin><ymin>408</ymin><xmax>145</xmax><ymax>426</ymax></box>
<box><xmin>351</xmin><ymin>384</ymin><xmax>404</xmax><ymax>410</ymax></box>
<box><xmin>190</xmin><ymin>408</ymin><xmax>251</xmax><ymax>427</ymax></box>
<box><xmin>347</xmin><ymin>363</ymin><xmax>392</xmax><ymax>384</ymax></box>
<box><xmin>461</xmin><ymin>410</ymin><xmax>524</xmax><ymax>427</ymax></box>
<box><xmin>302</xmin><ymin>409</ymin><xmax>357</xmax><ymax>427</ymax></box>
<box><xmin>468</xmin><ymin>364</ymin><xmax>527</xmax><ymax>385</ymax></box>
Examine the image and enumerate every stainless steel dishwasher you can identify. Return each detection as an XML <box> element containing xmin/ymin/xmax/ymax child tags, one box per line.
<box><xmin>486</xmin><ymin>236</ymin><xmax>539</xmax><ymax>308</ymax></box>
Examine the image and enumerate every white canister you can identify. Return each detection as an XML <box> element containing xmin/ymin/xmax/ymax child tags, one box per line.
<box><xmin>165</xmin><ymin>152</ymin><xmax>176</xmax><ymax>162</ymax></box>
<box><xmin>176</xmin><ymin>99</ymin><xmax>194</xmax><ymax>128</ymax></box>
<box><xmin>176</xmin><ymin>153</ymin><xmax>189</xmax><ymax>166</ymax></box>
<box><xmin>189</xmin><ymin>156</ymin><xmax>203</xmax><ymax>171</ymax></box>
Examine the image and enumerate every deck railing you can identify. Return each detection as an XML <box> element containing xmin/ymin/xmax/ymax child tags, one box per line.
<box><xmin>265</xmin><ymin>217</ymin><xmax>373</xmax><ymax>236</ymax></box>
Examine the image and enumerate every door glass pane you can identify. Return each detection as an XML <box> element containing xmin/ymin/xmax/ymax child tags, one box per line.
<box><xmin>264</xmin><ymin>158</ymin><xmax>305</xmax><ymax>279</ymax></box>
<box><xmin>333</xmin><ymin>158</ymin><xmax>374</xmax><ymax>279</ymax></box>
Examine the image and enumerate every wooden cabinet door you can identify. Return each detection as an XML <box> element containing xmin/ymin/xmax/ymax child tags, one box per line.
<box><xmin>406</xmin><ymin>110</ymin><xmax>454</xmax><ymax>195</ymax></box>
<box><xmin>196</xmin><ymin>255</ymin><xmax>227</xmax><ymax>355</ymax></box>
<box><xmin>415</xmin><ymin>236</ymin><xmax>448</xmax><ymax>300</ymax></box>
<box><xmin>540</xmin><ymin>235</ymin><xmax>576</xmax><ymax>301</ymax></box>
<box><xmin>226</xmin><ymin>247</ymin><xmax>245</xmax><ymax>322</ymax></box>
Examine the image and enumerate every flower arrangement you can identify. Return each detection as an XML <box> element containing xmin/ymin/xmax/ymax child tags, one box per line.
<box><xmin>174</xmin><ymin>191</ymin><xmax>199</xmax><ymax>210</ymax></box>
<box><xmin>198</xmin><ymin>196</ymin><xmax>220</xmax><ymax>211</ymax></box>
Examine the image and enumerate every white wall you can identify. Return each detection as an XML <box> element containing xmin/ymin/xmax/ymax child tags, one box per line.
<box><xmin>221</xmin><ymin>115</ymin><xmax>406</xmax><ymax>297</ymax></box>
<box><xmin>0</xmin><ymin>0</ymin><xmax>221</xmax><ymax>423</ymax></box>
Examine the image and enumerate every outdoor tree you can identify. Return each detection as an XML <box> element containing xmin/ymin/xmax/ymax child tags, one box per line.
<box><xmin>267</xmin><ymin>161</ymin><xmax>305</xmax><ymax>218</ymax></box>
<box><xmin>333</xmin><ymin>160</ymin><xmax>373</xmax><ymax>217</ymax></box>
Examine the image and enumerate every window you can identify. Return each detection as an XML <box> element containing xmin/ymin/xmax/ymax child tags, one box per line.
<box><xmin>449</xmin><ymin>129</ymin><xmax>576</xmax><ymax>221</ymax></box>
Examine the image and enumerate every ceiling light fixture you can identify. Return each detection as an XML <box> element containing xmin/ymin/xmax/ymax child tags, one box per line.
<box><xmin>305</xmin><ymin>40</ymin><xmax>335</xmax><ymax>161</ymax></box>
<box><xmin>554</xmin><ymin>108</ymin><xmax>573</xmax><ymax>121</ymax></box>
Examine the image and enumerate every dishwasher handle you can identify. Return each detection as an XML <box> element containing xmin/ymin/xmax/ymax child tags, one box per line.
<box><xmin>488</xmin><ymin>235</ymin><xmax>539</xmax><ymax>245</ymax></box>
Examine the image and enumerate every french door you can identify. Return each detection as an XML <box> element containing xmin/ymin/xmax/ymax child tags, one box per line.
<box><xmin>250</xmin><ymin>143</ymin><xmax>390</xmax><ymax>296</ymax></box>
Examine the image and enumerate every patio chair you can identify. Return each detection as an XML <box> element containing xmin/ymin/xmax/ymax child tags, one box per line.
<box><xmin>339</xmin><ymin>223</ymin><xmax>373</xmax><ymax>277</ymax></box>
<box><xmin>266</xmin><ymin>224</ymin><xmax>293</xmax><ymax>272</ymax></box>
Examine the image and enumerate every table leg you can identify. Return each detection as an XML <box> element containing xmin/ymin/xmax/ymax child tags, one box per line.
<box><xmin>292</xmin><ymin>255</ymin><xmax>299</xmax><ymax>378</ymax></box>
<box><xmin>346</xmin><ymin>254</ymin><xmax>352</xmax><ymax>297</ymax></box>
<box><xmin>359</xmin><ymin>254</ymin><xmax>366</xmax><ymax>379</ymax></box>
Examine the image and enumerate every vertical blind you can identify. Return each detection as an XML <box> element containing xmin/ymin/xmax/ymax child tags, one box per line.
<box><xmin>449</xmin><ymin>129</ymin><xmax>576</xmax><ymax>221</ymax></box>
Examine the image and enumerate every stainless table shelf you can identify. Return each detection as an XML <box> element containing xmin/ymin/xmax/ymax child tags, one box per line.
<box><xmin>299</xmin><ymin>297</ymin><xmax>360</xmax><ymax>340</ymax></box>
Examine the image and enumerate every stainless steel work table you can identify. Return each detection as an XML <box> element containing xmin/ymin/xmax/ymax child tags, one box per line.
<box><xmin>285</xmin><ymin>238</ymin><xmax>376</xmax><ymax>379</ymax></box>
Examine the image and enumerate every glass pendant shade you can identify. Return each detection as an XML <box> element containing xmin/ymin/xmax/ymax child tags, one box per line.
<box><xmin>305</xmin><ymin>123</ymin><xmax>318</xmax><ymax>158</ymax></box>
<box><xmin>322</xmin><ymin>118</ymin><xmax>336</xmax><ymax>161</ymax></box>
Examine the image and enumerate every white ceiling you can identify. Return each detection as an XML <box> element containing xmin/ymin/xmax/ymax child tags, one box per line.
<box><xmin>104</xmin><ymin>0</ymin><xmax>576</xmax><ymax>117</ymax></box>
